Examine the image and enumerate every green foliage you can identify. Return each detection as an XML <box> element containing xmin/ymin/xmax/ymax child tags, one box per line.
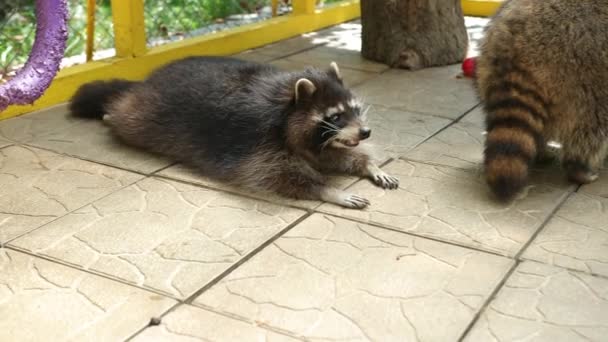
<box><xmin>144</xmin><ymin>0</ymin><xmax>269</xmax><ymax>40</ymax></box>
<box><xmin>0</xmin><ymin>0</ymin><xmax>347</xmax><ymax>75</ymax></box>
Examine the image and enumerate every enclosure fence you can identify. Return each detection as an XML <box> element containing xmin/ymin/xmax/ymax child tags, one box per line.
<box><xmin>0</xmin><ymin>0</ymin><xmax>501</xmax><ymax>119</ymax></box>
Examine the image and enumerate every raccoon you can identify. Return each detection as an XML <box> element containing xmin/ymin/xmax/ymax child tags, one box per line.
<box><xmin>69</xmin><ymin>56</ymin><xmax>399</xmax><ymax>208</ymax></box>
<box><xmin>476</xmin><ymin>0</ymin><xmax>608</xmax><ymax>201</ymax></box>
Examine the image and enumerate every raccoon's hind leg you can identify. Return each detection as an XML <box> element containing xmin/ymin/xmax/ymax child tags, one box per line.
<box><xmin>561</xmin><ymin>131</ymin><xmax>608</xmax><ymax>184</ymax></box>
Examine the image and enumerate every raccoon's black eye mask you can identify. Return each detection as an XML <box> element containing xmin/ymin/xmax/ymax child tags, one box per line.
<box><xmin>328</xmin><ymin>112</ymin><xmax>346</xmax><ymax>127</ymax></box>
<box><xmin>310</xmin><ymin>116</ymin><xmax>340</xmax><ymax>150</ymax></box>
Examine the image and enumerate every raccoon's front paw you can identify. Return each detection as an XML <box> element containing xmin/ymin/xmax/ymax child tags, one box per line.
<box><xmin>320</xmin><ymin>188</ymin><xmax>370</xmax><ymax>209</ymax></box>
<box><xmin>340</xmin><ymin>194</ymin><xmax>371</xmax><ymax>209</ymax></box>
<box><xmin>372</xmin><ymin>171</ymin><xmax>399</xmax><ymax>190</ymax></box>
<box><xmin>366</xmin><ymin>163</ymin><xmax>399</xmax><ymax>190</ymax></box>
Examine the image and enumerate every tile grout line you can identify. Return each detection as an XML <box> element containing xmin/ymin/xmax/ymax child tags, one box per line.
<box><xmin>2</xmin><ymin>245</ymin><xmax>181</xmax><ymax>301</ymax></box>
<box><xmin>514</xmin><ymin>187</ymin><xmax>580</xmax><ymax>260</ymax></box>
<box><xmin>397</xmin><ymin>156</ymin><xmax>482</xmax><ymax>171</ymax></box>
<box><xmin>152</xmin><ymin>173</ymin><xmax>322</xmax><ymax>212</ymax></box>
<box><xmin>407</xmin><ymin>103</ymin><xmax>481</xmax><ymax>152</ymax></box>
<box><xmin>183</xmin><ymin>212</ymin><xmax>313</xmax><ymax>304</ymax></box>
<box><xmin>123</xmin><ymin>212</ymin><xmax>314</xmax><ymax>342</ymax></box>
<box><xmin>456</xmin><ymin>187</ymin><xmax>578</xmax><ymax>342</ymax></box>
<box><xmin>150</xmin><ymin>161</ymin><xmax>178</xmax><ymax>174</ymax></box>
<box><xmin>10</xmin><ymin>139</ymin><xmax>332</xmax><ymax>214</ymax></box>
<box><xmin>126</xmin><ymin>301</ymin><xmax>307</xmax><ymax>342</ymax></box>
<box><xmin>20</xmin><ymin>141</ymin><xmax>168</xmax><ymax>177</ymax></box>
<box><xmin>6</xmin><ymin>210</ymin><xmax>314</xmax><ymax>342</ymax></box>
<box><xmin>318</xmin><ymin>210</ymin><xmax>513</xmax><ymax>259</ymax></box>
<box><xmin>2</xmin><ymin>175</ymin><xmax>147</xmax><ymax>247</ymax></box>
<box><xmin>456</xmin><ymin>259</ymin><xmax>520</xmax><ymax>342</ymax></box>
<box><xmin>265</xmin><ymin>41</ymin><xmax>331</xmax><ymax>63</ymax></box>
<box><xmin>191</xmin><ymin>302</ymin><xmax>309</xmax><ymax>341</ymax></box>
<box><xmin>514</xmin><ymin>258</ymin><xmax>608</xmax><ymax>281</ymax></box>
<box><xmin>5</xmin><ymin>211</ymin><xmax>317</xmax><ymax>342</ymax></box>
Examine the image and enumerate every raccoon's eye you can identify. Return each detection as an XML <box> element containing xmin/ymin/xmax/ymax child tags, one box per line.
<box><xmin>330</xmin><ymin>113</ymin><xmax>342</xmax><ymax>122</ymax></box>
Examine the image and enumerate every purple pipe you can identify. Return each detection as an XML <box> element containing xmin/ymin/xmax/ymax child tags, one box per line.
<box><xmin>0</xmin><ymin>0</ymin><xmax>69</xmax><ymax>112</ymax></box>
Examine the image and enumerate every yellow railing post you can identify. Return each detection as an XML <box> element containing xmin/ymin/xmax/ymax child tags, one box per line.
<box><xmin>292</xmin><ymin>0</ymin><xmax>316</xmax><ymax>15</ymax></box>
<box><xmin>110</xmin><ymin>0</ymin><xmax>147</xmax><ymax>58</ymax></box>
<box><xmin>271</xmin><ymin>0</ymin><xmax>279</xmax><ymax>17</ymax></box>
<box><xmin>86</xmin><ymin>0</ymin><xmax>96</xmax><ymax>61</ymax></box>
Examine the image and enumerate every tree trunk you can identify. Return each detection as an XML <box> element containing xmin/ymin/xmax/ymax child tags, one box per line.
<box><xmin>361</xmin><ymin>0</ymin><xmax>468</xmax><ymax>70</ymax></box>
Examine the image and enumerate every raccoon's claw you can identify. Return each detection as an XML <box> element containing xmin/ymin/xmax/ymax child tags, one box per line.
<box><xmin>343</xmin><ymin>194</ymin><xmax>370</xmax><ymax>209</ymax></box>
<box><xmin>373</xmin><ymin>173</ymin><xmax>400</xmax><ymax>190</ymax></box>
<box><xmin>320</xmin><ymin>188</ymin><xmax>370</xmax><ymax>209</ymax></box>
<box><xmin>367</xmin><ymin>164</ymin><xmax>399</xmax><ymax>190</ymax></box>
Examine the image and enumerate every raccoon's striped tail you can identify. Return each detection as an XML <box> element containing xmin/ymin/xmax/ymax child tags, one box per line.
<box><xmin>483</xmin><ymin>78</ymin><xmax>547</xmax><ymax>202</ymax></box>
<box><xmin>69</xmin><ymin>79</ymin><xmax>137</xmax><ymax>119</ymax></box>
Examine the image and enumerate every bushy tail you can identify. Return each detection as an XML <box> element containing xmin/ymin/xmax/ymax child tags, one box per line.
<box><xmin>482</xmin><ymin>70</ymin><xmax>548</xmax><ymax>201</ymax></box>
<box><xmin>69</xmin><ymin>79</ymin><xmax>137</xmax><ymax>119</ymax></box>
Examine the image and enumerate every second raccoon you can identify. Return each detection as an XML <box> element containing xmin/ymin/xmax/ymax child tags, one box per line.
<box><xmin>477</xmin><ymin>0</ymin><xmax>608</xmax><ymax>201</ymax></box>
<box><xmin>69</xmin><ymin>56</ymin><xmax>399</xmax><ymax>208</ymax></box>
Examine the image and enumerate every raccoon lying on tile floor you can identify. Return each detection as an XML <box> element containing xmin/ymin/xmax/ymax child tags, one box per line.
<box><xmin>69</xmin><ymin>56</ymin><xmax>398</xmax><ymax>209</ymax></box>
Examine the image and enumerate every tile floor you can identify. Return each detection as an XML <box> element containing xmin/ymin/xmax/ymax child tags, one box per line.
<box><xmin>1</xmin><ymin>18</ymin><xmax>607</xmax><ymax>342</ymax></box>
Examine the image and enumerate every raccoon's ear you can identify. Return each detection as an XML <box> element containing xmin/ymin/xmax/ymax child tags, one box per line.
<box><xmin>328</xmin><ymin>61</ymin><xmax>342</xmax><ymax>81</ymax></box>
<box><xmin>295</xmin><ymin>78</ymin><xmax>316</xmax><ymax>102</ymax></box>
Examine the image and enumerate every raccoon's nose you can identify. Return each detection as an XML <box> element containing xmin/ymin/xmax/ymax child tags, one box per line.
<box><xmin>359</xmin><ymin>127</ymin><xmax>371</xmax><ymax>140</ymax></box>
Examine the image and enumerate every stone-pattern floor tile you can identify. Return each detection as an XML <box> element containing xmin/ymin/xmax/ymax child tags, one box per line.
<box><xmin>157</xmin><ymin>164</ymin><xmax>357</xmax><ymax>210</ymax></box>
<box><xmin>406</xmin><ymin>107</ymin><xmax>484</xmax><ymax>169</ymax></box>
<box><xmin>233</xmin><ymin>49</ymin><xmax>276</xmax><ymax>63</ymax></box>
<box><xmin>25</xmin><ymin>113</ymin><xmax>172</xmax><ymax>174</ymax></box>
<box><xmin>248</xmin><ymin>17</ymin><xmax>366</xmax><ymax>60</ymax></box>
<box><xmin>0</xmin><ymin>104</ymin><xmax>79</xmax><ymax>143</ymax></box>
<box><xmin>0</xmin><ymin>137</ymin><xmax>10</xmax><ymax>149</ymax></box>
<box><xmin>0</xmin><ymin>249</ymin><xmax>175</xmax><ymax>342</ymax></box>
<box><xmin>312</xmin><ymin>21</ymin><xmax>363</xmax><ymax>49</ymax></box>
<box><xmin>523</xmin><ymin>189</ymin><xmax>608</xmax><ymax>277</ymax></box>
<box><xmin>194</xmin><ymin>214</ymin><xmax>513</xmax><ymax>342</ymax></box>
<box><xmin>133</xmin><ymin>305</ymin><xmax>298</xmax><ymax>341</ymax></box>
<box><xmin>405</xmin><ymin>106</ymin><xmax>567</xmax><ymax>175</ymax></box>
<box><xmin>270</xmin><ymin>58</ymin><xmax>379</xmax><ymax>88</ymax></box>
<box><xmin>10</xmin><ymin>177</ymin><xmax>305</xmax><ymax>298</ymax></box>
<box><xmin>580</xmin><ymin>169</ymin><xmax>608</xmax><ymax>198</ymax></box>
<box><xmin>288</xmin><ymin>45</ymin><xmax>389</xmax><ymax>73</ymax></box>
<box><xmin>0</xmin><ymin>145</ymin><xmax>142</xmax><ymax>243</ymax></box>
<box><xmin>354</xmin><ymin>66</ymin><xmax>479</xmax><ymax>119</ymax></box>
<box><xmin>366</xmin><ymin>106</ymin><xmax>452</xmax><ymax>160</ymax></box>
<box><xmin>465</xmin><ymin>261</ymin><xmax>608</xmax><ymax>342</ymax></box>
<box><xmin>318</xmin><ymin>160</ymin><xmax>574</xmax><ymax>256</ymax></box>
<box><xmin>252</xmin><ymin>34</ymin><xmax>326</xmax><ymax>59</ymax></box>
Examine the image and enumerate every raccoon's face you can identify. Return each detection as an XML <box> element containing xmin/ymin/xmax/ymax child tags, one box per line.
<box><xmin>289</xmin><ymin>62</ymin><xmax>371</xmax><ymax>153</ymax></box>
<box><xmin>316</xmin><ymin>98</ymin><xmax>370</xmax><ymax>149</ymax></box>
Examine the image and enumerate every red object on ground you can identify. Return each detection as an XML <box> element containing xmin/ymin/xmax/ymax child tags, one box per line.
<box><xmin>462</xmin><ymin>57</ymin><xmax>477</xmax><ymax>78</ymax></box>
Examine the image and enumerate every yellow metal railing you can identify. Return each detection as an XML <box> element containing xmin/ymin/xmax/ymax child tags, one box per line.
<box><xmin>85</xmin><ymin>0</ymin><xmax>96</xmax><ymax>61</ymax></box>
<box><xmin>0</xmin><ymin>0</ymin><xmax>501</xmax><ymax>120</ymax></box>
<box><xmin>461</xmin><ymin>0</ymin><xmax>503</xmax><ymax>17</ymax></box>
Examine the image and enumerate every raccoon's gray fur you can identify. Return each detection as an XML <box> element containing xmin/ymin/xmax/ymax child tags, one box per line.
<box><xmin>476</xmin><ymin>0</ymin><xmax>608</xmax><ymax>201</ymax></box>
<box><xmin>69</xmin><ymin>56</ymin><xmax>399</xmax><ymax>208</ymax></box>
